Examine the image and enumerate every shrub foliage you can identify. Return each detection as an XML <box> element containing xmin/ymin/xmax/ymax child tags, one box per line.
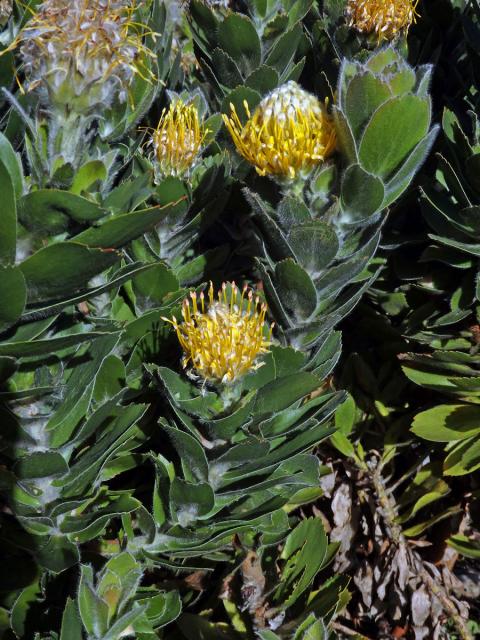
<box><xmin>0</xmin><ymin>1</ymin><xmax>479</xmax><ymax>639</ymax></box>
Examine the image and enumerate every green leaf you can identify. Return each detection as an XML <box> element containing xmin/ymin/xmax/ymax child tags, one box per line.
<box><xmin>255</xmin><ymin>372</ymin><xmax>321</xmax><ymax>414</ymax></box>
<box><xmin>73</xmin><ymin>201</ymin><xmax>188</xmax><ymax>249</ymax></box>
<box><xmin>245</xmin><ymin>65</ymin><xmax>279</xmax><ymax>95</ymax></box>
<box><xmin>103</xmin><ymin>606</ymin><xmax>148</xmax><ymax>640</ymax></box>
<box><xmin>14</xmin><ymin>452</ymin><xmax>68</xmax><ymax>479</ymax></box>
<box><xmin>287</xmin><ymin>222</ymin><xmax>339</xmax><ymax>276</ymax></box>
<box><xmin>93</xmin><ymin>354</ymin><xmax>126</xmax><ymax>403</ymax></box>
<box><xmin>333</xmin><ymin>108</ymin><xmax>357</xmax><ymax>164</ymax></box>
<box><xmin>0</xmin><ymin>330</ymin><xmax>114</xmax><ymax>358</ymax></box>
<box><xmin>359</xmin><ymin>95</ymin><xmax>430</xmax><ymax>178</ymax></box>
<box><xmin>35</xmin><ymin>535</ymin><xmax>80</xmax><ymax>573</ymax></box>
<box><xmin>0</xmin><ymin>159</ymin><xmax>16</xmax><ymax>265</ymax></box>
<box><xmin>366</xmin><ymin>47</ymin><xmax>402</xmax><ymax>73</ymax></box>
<box><xmin>20</xmin><ymin>242</ymin><xmax>119</xmax><ymax>302</ymax></box>
<box><xmin>274</xmin><ymin>259</ymin><xmax>317</xmax><ymax>320</ymax></box>
<box><xmin>345</xmin><ymin>71</ymin><xmax>392</xmax><ymax>138</ymax></box>
<box><xmin>222</xmin><ymin>86</ymin><xmax>262</xmax><ymax>124</ymax></box>
<box><xmin>78</xmin><ymin>565</ymin><xmax>109</xmax><ymax>638</ymax></box>
<box><xmin>18</xmin><ymin>189</ymin><xmax>105</xmax><ymax>234</ymax></box>
<box><xmin>448</xmin><ymin>534</ymin><xmax>480</xmax><ymax>559</ymax></box>
<box><xmin>341</xmin><ymin>164</ymin><xmax>385</xmax><ymax>222</ymax></box>
<box><xmin>60</xmin><ymin>406</ymin><xmax>148</xmax><ymax>496</ymax></box>
<box><xmin>71</xmin><ymin>160</ymin><xmax>108</xmax><ymax>195</ymax></box>
<box><xmin>10</xmin><ymin>582</ymin><xmax>43</xmax><ymax>639</ymax></box>
<box><xmin>265</xmin><ymin>23</ymin><xmax>302</xmax><ymax>74</ymax></box>
<box><xmin>295</xmin><ymin>617</ymin><xmax>328</xmax><ymax>640</ymax></box>
<box><xmin>162</xmin><ymin>424</ymin><xmax>209</xmax><ymax>483</ymax></box>
<box><xmin>132</xmin><ymin>263</ymin><xmax>180</xmax><ymax>304</ymax></box>
<box><xmin>283</xmin><ymin>0</ymin><xmax>314</xmax><ymax>27</ymax></box>
<box><xmin>276</xmin><ymin>518</ymin><xmax>328</xmax><ymax>608</ymax></box>
<box><xmin>169</xmin><ymin>478</ymin><xmax>215</xmax><ymax>527</ymax></box>
<box><xmin>0</xmin><ymin>131</ymin><xmax>24</xmax><ymax>199</ymax></box>
<box><xmin>61</xmin><ymin>494</ymin><xmax>142</xmax><ymax>542</ymax></box>
<box><xmin>60</xmin><ymin>597</ymin><xmax>83</xmax><ymax>640</ymax></box>
<box><xmin>0</xmin><ymin>356</ymin><xmax>17</xmax><ymax>383</ymax></box>
<box><xmin>411</xmin><ymin>404</ymin><xmax>480</xmax><ymax>442</ymax></box>
<box><xmin>211</xmin><ymin>48</ymin><xmax>243</xmax><ymax>88</ymax></box>
<box><xmin>140</xmin><ymin>590</ymin><xmax>182</xmax><ymax>628</ymax></box>
<box><xmin>46</xmin><ymin>333</ymin><xmax>120</xmax><ymax>448</ymax></box>
<box><xmin>218</xmin><ymin>14</ymin><xmax>261</xmax><ymax>75</ymax></box>
<box><xmin>0</xmin><ymin>266</ymin><xmax>26</xmax><ymax>333</ymax></box>
<box><xmin>444</xmin><ymin>435</ymin><xmax>480</xmax><ymax>476</ymax></box>
<box><xmin>383</xmin><ymin>126</ymin><xmax>439</xmax><ymax>207</ymax></box>
<box><xmin>21</xmin><ymin>261</ymin><xmax>158</xmax><ymax>320</ymax></box>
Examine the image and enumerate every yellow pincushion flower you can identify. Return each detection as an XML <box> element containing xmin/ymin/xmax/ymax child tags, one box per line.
<box><xmin>163</xmin><ymin>282</ymin><xmax>273</xmax><ymax>384</ymax></box>
<box><xmin>346</xmin><ymin>0</ymin><xmax>419</xmax><ymax>41</ymax></box>
<box><xmin>223</xmin><ymin>82</ymin><xmax>336</xmax><ymax>182</ymax></box>
<box><xmin>153</xmin><ymin>100</ymin><xmax>208</xmax><ymax>178</ymax></box>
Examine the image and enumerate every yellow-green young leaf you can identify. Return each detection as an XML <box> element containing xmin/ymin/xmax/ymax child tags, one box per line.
<box><xmin>447</xmin><ymin>534</ymin><xmax>480</xmax><ymax>559</ymax></box>
<box><xmin>411</xmin><ymin>404</ymin><xmax>480</xmax><ymax>442</ymax></box>
<box><xmin>444</xmin><ymin>435</ymin><xmax>480</xmax><ymax>476</ymax></box>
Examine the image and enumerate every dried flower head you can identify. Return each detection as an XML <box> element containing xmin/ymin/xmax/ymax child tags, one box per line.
<box><xmin>17</xmin><ymin>0</ymin><xmax>155</xmax><ymax>113</ymax></box>
<box><xmin>223</xmin><ymin>81</ymin><xmax>336</xmax><ymax>181</ymax></box>
<box><xmin>346</xmin><ymin>0</ymin><xmax>419</xmax><ymax>41</ymax></box>
<box><xmin>0</xmin><ymin>0</ymin><xmax>12</xmax><ymax>25</ymax></box>
<box><xmin>163</xmin><ymin>282</ymin><xmax>273</xmax><ymax>384</ymax></box>
<box><xmin>152</xmin><ymin>100</ymin><xmax>207</xmax><ymax>178</ymax></box>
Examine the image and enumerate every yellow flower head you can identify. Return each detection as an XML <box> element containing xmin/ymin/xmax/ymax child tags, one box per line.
<box><xmin>346</xmin><ymin>0</ymin><xmax>419</xmax><ymax>41</ymax></box>
<box><xmin>164</xmin><ymin>282</ymin><xmax>273</xmax><ymax>384</ymax></box>
<box><xmin>15</xmin><ymin>0</ymin><xmax>155</xmax><ymax>111</ymax></box>
<box><xmin>223</xmin><ymin>81</ymin><xmax>336</xmax><ymax>181</ymax></box>
<box><xmin>152</xmin><ymin>100</ymin><xmax>208</xmax><ymax>178</ymax></box>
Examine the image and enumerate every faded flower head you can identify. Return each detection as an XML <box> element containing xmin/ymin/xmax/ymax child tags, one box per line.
<box><xmin>164</xmin><ymin>282</ymin><xmax>273</xmax><ymax>384</ymax></box>
<box><xmin>152</xmin><ymin>100</ymin><xmax>207</xmax><ymax>178</ymax></box>
<box><xmin>346</xmin><ymin>0</ymin><xmax>419</xmax><ymax>41</ymax></box>
<box><xmin>223</xmin><ymin>81</ymin><xmax>336</xmax><ymax>182</ymax></box>
<box><xmin>17</xmin><ymin>0</ymin><xmax>155</xmax><ymax>113</ymax></box>
<box><xmin>0</xmin><ymin>0</ymin><xmax>12</xmax><ymax>25</ymax></box>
